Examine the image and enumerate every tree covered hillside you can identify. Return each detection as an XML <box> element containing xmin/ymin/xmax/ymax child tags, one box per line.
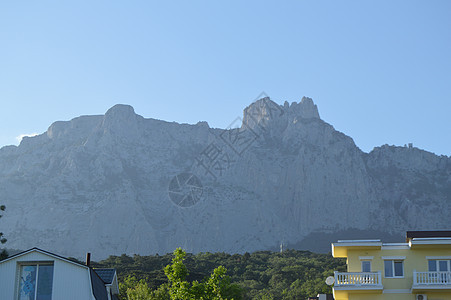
<box><xmin>91</xmin><ymin>249</ymin><xmax>346</xmax><ymax>299</ymax></box>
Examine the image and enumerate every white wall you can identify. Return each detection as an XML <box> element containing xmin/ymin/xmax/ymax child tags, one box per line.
<box><xmin>0</xmin><ymin>250</ymin><xmax>95</xmax><ymax>300</ymax></box>
<box><xmin>0</xmin><ymin>252</ymin><xmax>19</xmax><ymax>299</ymax></box>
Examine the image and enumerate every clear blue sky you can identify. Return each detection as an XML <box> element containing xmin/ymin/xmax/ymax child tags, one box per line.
<box><xmin>0</xmin><ymin>1</ymin><xmax>450</xmax><ymax>155</ymax></box>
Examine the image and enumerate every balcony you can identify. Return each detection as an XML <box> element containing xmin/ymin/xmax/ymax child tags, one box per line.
<box><xmin>413</xmin><ymin>271</ymin><xmax>451</xmax><ymax>291</ymax></box>
<box><xmin>334</xmin><ymin>271</ymin><xmax>383</xmax><ymax>291</ymax></box>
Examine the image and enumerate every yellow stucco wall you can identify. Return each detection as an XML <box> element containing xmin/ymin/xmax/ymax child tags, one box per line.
<box><xmin>334</xmin><ymin>244</ymin><xmax>451</xmax><ymax>300</ymax></box>
<box><xmin>348</xmin><ymin>293</ymin><xmax>449</xmax><ymax>300</ymax></box>
<box><xmin>335</xmin><ymin>291</ymin><xmax>451</xmax><ymax>300</ymax></box>
<box><xmin>346</xmin><ymin>247</ymin><xmax>451</xmax><ymax>290</ymax></box>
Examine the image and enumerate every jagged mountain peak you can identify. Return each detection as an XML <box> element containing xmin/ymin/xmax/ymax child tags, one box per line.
<box><xmin>245</xmin><ymin>96</ymin><xmax>319</xmax><ymax>119</ymax></box>
<box><xmin>242</xmin><ymin>96</ymin><xmax>321</xmax><ymax>133</ymax></box>
<box><xmin>286</xmin><ymin>96</ymin><xmax>320</xmax><ymax>119</ymax></box>
<box><xmin>1</xmin><ymin>98</ymin><xmax>449</xmax><ymax>259</ymax></box>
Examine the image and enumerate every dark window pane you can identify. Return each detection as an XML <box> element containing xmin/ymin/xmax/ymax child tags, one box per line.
<box><xmin>362</xmin><ymin>261</ymin><xmax>371</xmax><ymax>272</ymax></box>
<box><xmin>394</xmin><ymin>261</ymin><xmax>403</xmax><ymax>276</ymax></box>
<box><xmin>439</xmin><ymin>260</ymin><xmax>448</xmax><ymax>272</ymax></box>
<box><xmin>428</xmin><ymin>260</ymin><xmax>437</xmax><ymax>271</ymax></box>
<box><xmin>37</xmin><ymin>265</ymin><xmax>54</xmax><ymax>300</ymax></box>
<box><xmin>384</xmin><ymin>260</ymin><xmax>393</xmax><ymax>277</ymax></box>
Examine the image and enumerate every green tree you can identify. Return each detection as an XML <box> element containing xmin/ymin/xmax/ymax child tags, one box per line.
<box><xmin>0</xmin><ymin>205</ymin><xmax>6</xmax><ymax>244</ymax></box>
<box><xmin>0</xmin><ymin>205</ymin><xmax>7</xmax><ymax>261</ymax></box>
<box><xmin>164</xmin><ymin>248</ymin><xmax>243</xmax><ymax>300</ymax></box>
<box><xmin>120</xmin><ymin>276</ymin><xmax>140</xmax><ymax>299</ymax></box>
<box><xmin>149</xmin><ymin>284</ymin><xmax>170</xmax><ymax>300</ymax></box>
<box><xmin>120</xmin><ymin>275</ymin><xmax>170</xmax><ymax>300</ymax></box>
<box><xmin>126</xmin><ymin>279</ymin><xmax>152</xmax><ymax>300</ymax></box>
<box><xmin>253</xmin><ymin>290</ymin><xmax>274</xmax><ymax>300</ymax></box>
<box><xmin>98</xmin><ymin>248</ymin><xmax>346</xmax><ymax>300</ymax></box>
<box><xmin>164</xmin><ymin>248</ymin><xmax>192</xmax><ymax>299</ymax></box>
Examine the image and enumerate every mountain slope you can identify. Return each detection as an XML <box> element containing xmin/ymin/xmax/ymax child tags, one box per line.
<box><xmin>0</xmin><ymin>97</ymin><xmax>449</xmax><ymax>258</ymax></box>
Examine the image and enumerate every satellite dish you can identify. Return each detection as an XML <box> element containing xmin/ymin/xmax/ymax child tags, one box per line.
<box><xmin>325</xmin><ymin>276</ymin><xmax>335</xmax><ymax>286</ymax></box>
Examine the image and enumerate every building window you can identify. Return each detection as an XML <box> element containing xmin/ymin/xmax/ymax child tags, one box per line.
<box><xmin>359</xmin><ymin>256</ymin><xmax>373</xmax><ymax>273</ymax></box>
<box><xmin>361</xmin><ymin>261</ymin><xmax>371</xmax><ymax>272</ymax></box>
<box><xmin>428</xmin><ymin>259</ymin><xmax>450</xmax><ymax>282</ymax></box>
<box><xmin>384</xmin><ymin>260</ymin><xmax>404</xmax><ymax>278</ymax></box>
<box><xmin>428</xmin><ymin>260</ymin><xmax>450</xmax><ymax>272</ymax></box>
<box><xmin>18</xmin><ymin>263</ymin><xmax>54</xmax><ymax>300</ymax></box>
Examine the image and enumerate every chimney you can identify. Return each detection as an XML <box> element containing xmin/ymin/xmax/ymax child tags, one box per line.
<box><xmin>86</xmin><ymin>252</ymin><xmax>91</xmax><ymax>267</ymax></box>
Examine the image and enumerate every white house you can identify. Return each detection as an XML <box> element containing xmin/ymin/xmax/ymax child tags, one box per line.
<box><xmin>0</xmin><ymin>247</ymin><xmax>119</xmax><ymax>300</ymax></box>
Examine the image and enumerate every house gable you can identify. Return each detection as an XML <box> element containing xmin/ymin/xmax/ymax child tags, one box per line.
<box><xmin>1</xmin><ymin>247</ymin><xmax>88</xmax><ymax>269</ymax></box>
<box><xmin>0</xmin><ymin>248</ymin><xmax>95</xmax><ymax>300</ymax></box>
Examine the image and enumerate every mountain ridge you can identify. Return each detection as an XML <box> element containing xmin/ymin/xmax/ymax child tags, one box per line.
<box><xmin>0</xmin><ymin>97</ymin><xmax>449</xmax><ymax>259</ymax></box>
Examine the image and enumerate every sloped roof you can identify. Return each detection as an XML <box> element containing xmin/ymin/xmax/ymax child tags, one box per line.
<box><xmin>0</xmin><ymin>247</ymin><xmax>88</xmax><ymax>268</ymax></box>
<box><xmin>94</xmin><ymin>268</ymin><xmax>116</xmax><ymax>284</ymax></box>
<box><xmin>90</xmin><ymin>268</ymin><xmax>109</xmax><ymax>300</ymax></box>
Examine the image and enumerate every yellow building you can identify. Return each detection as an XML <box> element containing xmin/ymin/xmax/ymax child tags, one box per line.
<box><xmin>331</xmin><ymin>231</ymin><xmax>451</xmax><ymax>300</ymax></box>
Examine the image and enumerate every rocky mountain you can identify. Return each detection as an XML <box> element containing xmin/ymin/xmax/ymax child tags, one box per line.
<box><xmin>0</xmin><ymin>97</ymin><xmax>450</xmax><ymax>259</ymax></box>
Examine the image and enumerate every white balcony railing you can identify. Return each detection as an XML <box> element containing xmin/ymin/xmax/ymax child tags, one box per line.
<box><xmin>334</xmin><ymin>271</ymin><xmax>382</xmax><ymax>287</ymax></box>
<box><xmin>414</xmin><ymin>271</ymin><xmax>451</xmax><ymax>286</ymax></box>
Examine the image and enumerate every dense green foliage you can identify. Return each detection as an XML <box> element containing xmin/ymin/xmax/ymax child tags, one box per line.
<box><xmin>0</xmin><ymin>205</ymin><xmax>7</xmax><ymax>260</ymax></box>
<box><xmin>92</xmin><ymin>249</ymin><xmax>346</xmax><ymax>300</ymax></box>
<box><xmin>0</xmin><ymin>205</ymin><xmax>6</xmax><ymax>244</ymax></box>
<box><xmin>117</xmin><ymin>248</ymin><xmax>243</xmax><ymax>300</ymax></box>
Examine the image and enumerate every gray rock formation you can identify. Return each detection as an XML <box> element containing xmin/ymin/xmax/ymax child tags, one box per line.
<box><xmin>0</xmin><ymin>98</ymin><xmax>449</xmax><ymax>259</ymax></box>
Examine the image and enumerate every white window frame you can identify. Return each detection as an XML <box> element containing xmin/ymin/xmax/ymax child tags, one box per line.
<box><xmin>382</xmin><ymin>257</ymin><xmax>405</xmax><ymax>278</ymax></box>
<box><xmin>16</xmin><ymin>261</ymin><xmax>54</xmax><ymax>300</ymax></box>
<box><xmin>359</xmin><ymin>256</ymin><xmax>373</xmax><ymax>272</ymax></box>
<box><xmin>428</xmin><ymin>259</ymin><xmax>451</xmax><ymax>272</ymax></box>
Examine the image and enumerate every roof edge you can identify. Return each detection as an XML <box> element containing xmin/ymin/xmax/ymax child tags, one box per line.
<box><xmin>0</xmin><ymin>247</ymin><xmax>89</xmax><ymax>269</ymax></box>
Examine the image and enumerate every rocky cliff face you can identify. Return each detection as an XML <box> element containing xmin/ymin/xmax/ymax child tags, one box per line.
<box><xmin>0</xmin><ymin>98</ymin><xmax>450</xmax><ymax>258</ymax></box>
